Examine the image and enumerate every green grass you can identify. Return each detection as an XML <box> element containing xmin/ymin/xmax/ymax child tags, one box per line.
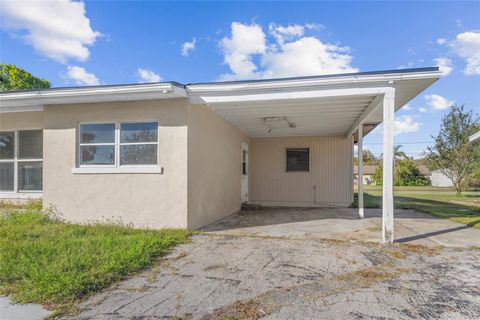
<box><xmin>0</xmin><ymin>199</ymin><xmax>42</xmax><ymax>210</ymax></box>
<box><xmin>0</xmin><ymin>209</ymin><xmax>189</xmax><ymax>314</ymax></box>
<box><xmin>354</xmin><ymin>188</ymin><xmax>480</xmax><ymax>229</ymax></box>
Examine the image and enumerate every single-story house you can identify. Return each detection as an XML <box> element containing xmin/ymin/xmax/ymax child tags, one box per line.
<box><xmin>0</xmin><ymin>67</ymin><xmax>441</xmax><ymax>243</ymax></box>
<box><xmin>431</xmin><ymin>170</ymin><xmax>454</xmax><ymax>187</ymax></box>
<box><xmin>354</xmin><ymin>165</ymin><xmax>377</xmax><ymax>185</ymax></box>
<box><xmin>354</xmin><ymin>164</ymin><xmax>430</xmax><ymax>185</ymax></box>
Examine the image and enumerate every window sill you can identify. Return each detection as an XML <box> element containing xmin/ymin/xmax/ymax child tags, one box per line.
<box><xmin>71</xmin><ymin>166</ymin><xmax>164</xmax><ymax>174</ymax></box>
<box><xmin>0</xmin><ymin>192</ymin><xmax>42</xmax><ymax>199</ymax></box>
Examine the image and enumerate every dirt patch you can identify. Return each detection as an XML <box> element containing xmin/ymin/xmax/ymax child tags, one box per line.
<box><xmin>210</xmin><ymin>299</ymin><xmax>274</xmax><ymax>320</ymax></box>
<box><xmin>451</xmin><ymin>200</ymin><xmax>480</xmax><ymax>207</ymax></box>
<box><xmin>335</xmin><ymin>266</ymin><xmax>404</xmax><ymax>286</ymax></box>
<box><xmin>399</xmin><ymin>243</ymin><xmax>441</xmax><ymax>256</ymax></box>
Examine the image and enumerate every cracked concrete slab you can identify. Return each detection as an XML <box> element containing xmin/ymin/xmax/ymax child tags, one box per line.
<box><xmin>68</xmin><ymin>234</ymin><xmax>480</xmax><ymax>320</ymax></box>
<box><xmin>202</xmin><ymin>208</ymin><xmax>480</xmax><ymax>247</ymax></box>
<box><xmin>0</xmin><ymin>296</ymin><xmax>51</xmax><ymax>320</ymax></box>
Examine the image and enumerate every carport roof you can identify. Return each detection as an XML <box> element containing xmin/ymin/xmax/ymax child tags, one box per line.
<box><xmin>187</xmin><ymin>67</ymin><xmax>441</xmax><ymax>138</ymax></box>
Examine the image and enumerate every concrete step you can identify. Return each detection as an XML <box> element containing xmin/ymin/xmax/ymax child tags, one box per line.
<box><xmin>241</xmin><ymin>203</ymin><xmax>262</xmax><ymax>211</ymax></box>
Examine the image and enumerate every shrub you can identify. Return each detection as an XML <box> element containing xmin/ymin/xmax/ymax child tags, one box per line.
<box><xmin>372</xmin><ymin>160</ymin><xmax>430</xmax><ymax>186</ymax></box>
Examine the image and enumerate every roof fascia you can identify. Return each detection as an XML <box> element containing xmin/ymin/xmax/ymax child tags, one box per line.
<box><xmin>186</xmin><ymin>70</ymin><xmax>442</xmax><ymax>95</ymax></box>
<box><xmin>0</xmin><ymin>82</ymin><xmax>187</xmax><ymax>109</ymax></box>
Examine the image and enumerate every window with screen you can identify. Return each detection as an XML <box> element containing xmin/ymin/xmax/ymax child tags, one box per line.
<box><xmin>79</xmin><ymin>121</ymin><xmax>158</xmax><ymax>167</ymax></box>
<box><xmin>0</xmin><ymin>130</ymin><xmax>43</xmax><ymax>192</ymax></box>
<box><xmin>286</xmin><ymin>148</ymin><xmax>309</xmax><ymax>172</ymax></box>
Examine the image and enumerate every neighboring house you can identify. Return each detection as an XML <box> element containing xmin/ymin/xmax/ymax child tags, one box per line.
<box><xmin>0</xmin><ymin>68</ymin><xmax>441</xmax><ymax>233</ymax></box>
<box><xmin>470</xmin><ymin>131</ymin><xmax>480</xmax><ymax>144</ymax></box>
<box><xmin>431</xmin><ymin>170</ymin><xmax>454</xmax><ymax>187</ymax></box>
<box><xmin>354</xmin><ymin>165</ymin><xmax>430</xmax><ymax>185</ymax></box>
<box><xmin>354</xmin><ymin>165</ymin><xmax>377</xmax><ymax>185</ymax></box>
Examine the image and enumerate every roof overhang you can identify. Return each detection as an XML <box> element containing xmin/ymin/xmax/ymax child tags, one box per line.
<box><xmin>0</xmin><ymin>82</ymin><xmax>187</xmax><ymax>113</ymax></box>
<box><xmin>187</xmin><ymin>68</ymin><xmax>441</xmax><ymax>138</ymax></box>
<box><xmin>470</xmin><ymin>131</ymin><xmax>480</xmax><ymax>143</ymax></box>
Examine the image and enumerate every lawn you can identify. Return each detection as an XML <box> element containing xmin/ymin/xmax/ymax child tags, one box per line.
<box><xmin>354</xmin><ymin>186</ymin><xmax>480</xmax><ymax>229</ymax></box>
<box><xmin>0</xmin><ymin>207</ymin><xmax>189</xmax><ymax>315</ymax></box>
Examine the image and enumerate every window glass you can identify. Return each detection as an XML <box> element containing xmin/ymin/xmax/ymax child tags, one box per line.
<box><xmin>80</xmin><ymin>123</ymin><xmax>115</xmax><ymax>143</ymax></box>
<box><xmin>18</xmin><ymin>162</ymin><xmax>42</xmax><ymax>191</ymax></box>
<box><xmin>19</xmin><ymin>130</ymin><xmax>43</xmax><ymax>159</ymax></box>
<box><xmin>0</xmin><ymin>131</ymin><xmax>14</xmax><ymax>159</ymax></box>
<box><xmin>81</xmin><ymin>146</ymin><xmax>115</xmax><ymax>165</ymax></box>
<box><xmin>0</xmin><ymin>162</ymin><xmax>14</xmax><ymax>191</ymax></box>
<box><xmin>120</xmin><ymin>122</ymin><xmax>157</xmax><ymax>143</ymax></box>
<box><xmin>286</xmin><ymin>148</ymin><xmax>310</xmax><ymax>172</ymax></box>
<box><xmin>120</xmin><ymin>145</ymin><xmax>157</xmax><ymax>165</ymax></box>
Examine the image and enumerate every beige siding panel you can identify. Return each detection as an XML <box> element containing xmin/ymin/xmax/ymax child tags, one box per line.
<box><xmin>43</xmin><ymin>99</ymin><xmax>189</xmax><ymax>228</ymax></box>
<box><xmin>187</xmin><ymin>104</ymin><xmax>249</xmax><ymax>229</ymax></box>
<box><xmin>250</xmin><ymin>135</ymin><xmax>353</xmax><ymax>206</ymax></box>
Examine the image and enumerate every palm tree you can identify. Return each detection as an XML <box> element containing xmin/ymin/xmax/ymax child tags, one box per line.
<box><xmin>378</xmin><ymin>145</ymin><xmax>409</xmax><ymax>162</ymax></box>
<box><xmin>394</xmin><ymin>145</ymin><xmax>409</xmax><ymax>161</ymax></box>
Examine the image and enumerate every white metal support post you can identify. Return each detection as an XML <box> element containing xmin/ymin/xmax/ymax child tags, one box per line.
<box><xmin>382</xmin><ymin>89</ymin><xmax>395</xmax><ymax>243</ymax></box>
<box><xmin>358</xmin><ymin>123</ymin><xmax>364</xmax><ymax>219</ymax></box>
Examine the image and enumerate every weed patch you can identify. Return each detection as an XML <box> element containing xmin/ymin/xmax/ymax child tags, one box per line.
<box><xmin>0</xmin><ymin>209</ymin><xmax>189</xmax><ymax>315</ymax></box>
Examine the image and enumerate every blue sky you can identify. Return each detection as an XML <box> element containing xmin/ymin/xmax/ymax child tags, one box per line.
<box><xmin>1</xmin><ymin>1</ymin><xmax>479</xmax><ymax>157</ymax></box>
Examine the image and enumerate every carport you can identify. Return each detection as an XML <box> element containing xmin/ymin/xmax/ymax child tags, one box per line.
<box><xmin>188</xmin><ymin>67</ymin><xmax>442</xmax><ymax>243</ymax></box>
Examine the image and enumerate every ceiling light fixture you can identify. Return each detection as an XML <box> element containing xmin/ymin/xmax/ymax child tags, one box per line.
<box><xmin>263</xmin><ymin>116</ymin><xmax>296</xmax><ymax>133</ymax></box>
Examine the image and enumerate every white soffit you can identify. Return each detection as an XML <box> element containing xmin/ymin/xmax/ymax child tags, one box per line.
<box><xmin>187</xmin><ymin>68</ymin><xmax>441</xmax><ymax>137</ymax></box>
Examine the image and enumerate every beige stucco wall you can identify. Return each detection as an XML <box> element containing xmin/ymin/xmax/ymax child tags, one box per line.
<box><xmin>0</xmin><ymin>111</ymin><xmax>44</xmax><ymax>130</ymax></box>
<box><xmin>42</xmin><ymin>99</ymin><xmax>189</xmax><ymax>228</ymax></box>
<box><xmin>249</xmin><ymin>135</ymin><xmax>354</xmax><ymax>207</ymax></box>
<box><xmin>187</xmin><ymin>104</ymin><xmax>249</xmax><ymax>229</ymax></box>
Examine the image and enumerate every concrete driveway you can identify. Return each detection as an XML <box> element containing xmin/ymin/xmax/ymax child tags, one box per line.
<box><xmin>70</xmin><ymin>234</ymin><xmax>480</xmax><ymax>319</ymax></box>
<box><xmin>67</xmin><ymin>207</ymin><xmax>480</xmax><ymax>319</ymax></box>
<box><xmin>202</xmin><ymin>207</ymin><xmax>480</xmax><ymax>248</ymax></box>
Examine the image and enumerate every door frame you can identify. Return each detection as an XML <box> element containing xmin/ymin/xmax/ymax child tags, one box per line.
<box><xmin>241</xmin><ymin>142</ymin><xmax>248</xmax><ymax>203</ymax></box>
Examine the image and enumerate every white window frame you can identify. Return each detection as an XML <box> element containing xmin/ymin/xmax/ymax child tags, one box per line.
<box><xmin>0</xmin><ymin>129</ymin><xmax>43</xmax><ymax>198</ymax></box>
<box><xmin>73</xmin><ymin>121</ymin><xmax>163</xmax><ymax>174</ymax></box>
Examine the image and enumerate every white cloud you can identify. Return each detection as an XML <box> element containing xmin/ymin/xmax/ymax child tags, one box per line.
<box><xmin>0</xmin><ymin>0</ymin><xmax>101</xmax><ymax>63</ymax></box>
<box><xmin>219</xmin><ymin>22</ymin><xmax>357</xmax><ymax>80</ymax></box>
<box><xmin>373</xmin><ymin>115</ymin><xmax>421</xmax><ymax>136</ymax></box>
<box><xmin>424</xmin><ymin>94</ymin><xmax>454</xmax><ymax>110</ymax></box>
<box><xmin>419</xmin><ymin>107</ymin><xmax>427</xmax><ymax>113</ymax></box>
<box><xmin>450</xmin><ymin>31</ymin><xmax>480</xmax><ymax>75</ymax></box>
<box><xmin>305</xmin><ymin>22</ymin><xmax>324</xmax><ymax>30</ymax></box>
<box><xmin>65</xmin><ymin>66</ymin><xmax>99</xmax><ymax>86</ymax></box>
<box><xmin>433</xmin><ymin>57</ymin><xmax>453</xmax><ymax>76</ymax></box>
<box><xmin>219</xmin><ymin>22</ymin><xmax>267</xmax><ymax>79</ymax></box>
<box><xmin>181</xmin><ymin>37</ymin><xmax>196</xmax><ymax>57</ymax></box>
<box><xmin>261</xmin><ymin>37</ymin><xmax>357</xmax><ymax>79</ymax></box>
<box><xmin>137</xmin><ymin>68</ymin><xmax>162</xmax><ymax>83</ymax></box>
<box><xmin>436</xmin><ymin>38</ymin><xmax>447</xmax><ymax>45</ymax></box>
<box><xmin>394</xmin><ymin>115</ymin><xmax>421</xmax><ymax>135</ymax></box>
<box><xmin>269</xmin><ymin>23</ymin><xmax>305</xmax><ymax>44</ymax></box>
<box><xmin>402</xmin><ymin>103</ymin><xmax>411</xmax><ymax>110</ymax></box>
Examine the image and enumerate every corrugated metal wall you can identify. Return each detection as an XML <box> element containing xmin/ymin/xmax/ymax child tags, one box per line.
<box><xmin>249</xmin><ymin>135</ymin><xmax>354</xmax><ymax>206</ymax></box>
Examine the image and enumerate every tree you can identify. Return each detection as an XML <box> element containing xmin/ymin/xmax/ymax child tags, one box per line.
<box><xmin>354</xmin><ymin>149</ymin><xmax>379</xmax><ymax>165</ymax></box>
<box><xmin>372</xmin><ymin>159</ymin><xmax>430</xmax><ymax>186</ymax></box>
<box><xmin>394</xmin><ymin>159</ymin><xmax>430</xmax><ymax>186</ymax></box>
<box><xmin>0</xmin><ymin>64</ymin><xmax>50</xmax><ymax>91</ymax></box>
<box><xmin>377</xmin><ymin>145</ymin><xmax>410</xmax><ymax>162</ymax></box>
<box><xmin>394</xmin><ymin>145</ymin><xmax>409</xmax><ymax>161</ymax></box>
<box><xmin>426</xmin><ymin>105</ymin><xmax>480</xmax><ymax>195</ymax></box>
